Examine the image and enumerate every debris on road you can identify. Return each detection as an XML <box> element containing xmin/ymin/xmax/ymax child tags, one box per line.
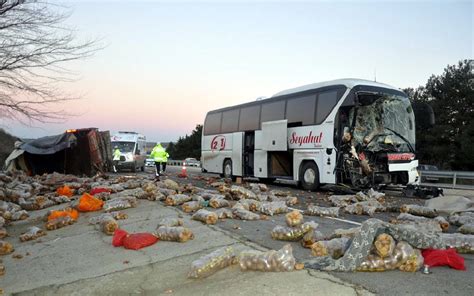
<box><xmin>112</xmin><ymin>229</ymin><xmax>158</xmax><ymax>250</ymax></box>
<box><xmin>192</xmin><ymin>209</ymin><xmax>218</xmax><ymax>225</ymax></box>
<box><xmin>47</xmin><ymin>207</ymin><xmax>79</xmax><ymax>221</ymax></box>
<box><xmin>259</xmin><ymin>201</ymin><xmax>288</xmax><ymax>216</ymax></box>
<box><xmin>188</xmin><ymin>246</ymin><xmax>236</xmax><ymax>279</ymax></box>
<box><xmin>158</xmin><ymin>217</ymin><xmax>184</xmax><ymax>228</ymax></box>
<box><xmin>0</xmin><ymin>167</ymin><xmax>472</xmax><ymax>284</ymax></box>
<box><xmin>0</xmin><ymin>241</ymin><xmax>14</xmax><ymax>255</ymax></box>
<box><xmin>311</xmin><ymin>237</ymin><xmax>351</xmax><ymax>259</ymax></box>
<box><xmin>458</xmin><ymin>223</ymin><xmax>474</xmax><ymax>235</ymax></box>
<box><xmin>155</xmin><ymin>226</ymin><xmax>194</xmax><ymax>242</ymax></box>
<box><xmin>182</xmin><ymin>201</ymin><xmax>203</xmax><ymax>213</ymax></box>
<box><xmin>103</xmin><ymin>198</ymin><xmax>135</xmax><ymax>212</ymax></box>
<box><xmin>77</xmin><ymin>193</ymin><xmax>104</xmax><ymax>212</ymax></box>
<box><xmin>422</xmin><ymin>248</ymin><xmax>466</xmax><ymax>270</ymax></box>
<box><xmin>46</xmin><ymin>216</ymin><xmax>76</xmax><ymax>231</ymax></box>
<box><xmin>400</xmin><ymin>204</ymin><xmax>438</xmax><ymax>218</ymax></box>
<box><xmin>271</xmin><ymin>221</ymin><xmax>318</xmax><ymax>241</ymax></box>
<box><xmin>19</xmin><ymin>226</ymin><xmax>46</xmax><ymax>242</ymax></box>
<box><xmin>285</xmin><ymin>210</ymin><xmax>303</xmax><ymax>227</ymax></box>
<box><xmin>305</xmin><ymin>204</ymin><xmax>340</xmax><ymax>217</ymax></box>
<box><xmin>232</xmin><ymin>207</ymin><xmax>262</xmax><ymax>220</ymax></box>
<box><xmin>165</xmin><ymin>194</ymin><xmax>192</xmax><ymax>206</ymax></box>
<box><xmin>239</xmin><ymin>244</ymin><xmax>296</xmax><ymax>272</ymax></box>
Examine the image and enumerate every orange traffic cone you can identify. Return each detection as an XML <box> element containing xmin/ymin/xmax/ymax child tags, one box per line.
<box><xmin>178</xmin><ymin>165</ymin><xmax>187</xmax><ymax>178</ymax></box>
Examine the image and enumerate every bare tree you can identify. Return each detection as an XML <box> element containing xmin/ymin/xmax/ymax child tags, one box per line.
<box><xmin>0</xmin><ymin>0</ymin><xmax>102</xmax><ymax>124</ymax></box>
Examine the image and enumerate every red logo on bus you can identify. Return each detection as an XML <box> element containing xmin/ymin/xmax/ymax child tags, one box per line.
<box><xmin>211</xmin><ymin>135</ymin><xmax>226</xmax><ymax>151</ymax></box>
<box><xmin>290</xmin><ymin>131</ymin><xmax>323</xmax><ymax>147</ymax></box>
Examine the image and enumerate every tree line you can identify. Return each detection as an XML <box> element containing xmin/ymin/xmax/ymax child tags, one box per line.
<box><xmin>404</xmin><ymin>59</ymin><xmax>473</xmax><ymax>171</ymax></box>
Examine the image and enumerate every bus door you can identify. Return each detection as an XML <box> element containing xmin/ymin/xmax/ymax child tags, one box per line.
<box><xmin>261</xmin><ymin>120</ymin><xmax>291</xmax><ymax>177</ymax></box>
<box><xmin>243</xmin><ymin>131</ymin><xmax>255</xmax><ymax>176</ymax></box>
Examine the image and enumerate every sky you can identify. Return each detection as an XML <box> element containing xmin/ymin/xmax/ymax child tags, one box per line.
<box><xmin>2</xmin><ymin>0</ymin><xmax>472</xmax><ymax>142</ymax></box>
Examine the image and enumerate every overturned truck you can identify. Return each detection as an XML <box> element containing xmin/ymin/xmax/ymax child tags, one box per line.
<box><xmin>4</xmin><ymin>128</ymin><xmax>113</xmax><ymax>176</ymax></box>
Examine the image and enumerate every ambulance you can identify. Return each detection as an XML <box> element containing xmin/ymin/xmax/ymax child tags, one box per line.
<box><xmin>111</xmin><ymin>131</ymin><xmax>147</xmax><ymax>172</ymax></box>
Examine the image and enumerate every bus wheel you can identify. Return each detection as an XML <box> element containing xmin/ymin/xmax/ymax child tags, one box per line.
<box><xmin>300</xmin><ymin>162</ymin><xmax>320</xmax><ymax>191</ymax></box>
<box><xmin>223</xmin><ymin>159</ymin><xmax>233</xmax><ymax>179</ymax></box>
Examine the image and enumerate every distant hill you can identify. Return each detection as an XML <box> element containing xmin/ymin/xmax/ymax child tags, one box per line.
<box><xmin>0</xmin><ymin>129</ymin><xmax>18</xmax><ymax>166</ymax></box>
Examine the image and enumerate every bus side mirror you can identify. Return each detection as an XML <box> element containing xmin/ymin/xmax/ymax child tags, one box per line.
<box><xmin>135</xmin><ymin>149</ymin><xmax>140</xmax><ymax>155</ymax></box>
<box><xmin>412</xmin><ymin>102</ymin><xmax>435</xmax><ymax>129</ymax></box>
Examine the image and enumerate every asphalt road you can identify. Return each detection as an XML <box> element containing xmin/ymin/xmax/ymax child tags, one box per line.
<box><xmin>143</xmin><ymin>165</ymin><xmax>474</xmax><ymax>296</ymax></box>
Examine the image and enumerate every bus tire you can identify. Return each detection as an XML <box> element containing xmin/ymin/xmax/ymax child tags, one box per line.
<box><xmin>140</xmin><ymin>164</ymin><xmax>145</xmax><ymax>172</ymax></box>
<box><xmin>300</xmin><ymin>161</ymin><xmax>320</xmax><ymax>191</ymax></box>
<box><xmin>223</xmin><ymin>159</ymin><xmax>234</xmax><ymax>180</ymax></box>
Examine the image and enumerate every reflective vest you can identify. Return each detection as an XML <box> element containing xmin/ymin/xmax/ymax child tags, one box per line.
<box><xmin>113</xmin><ymin>149</ymin><xmax>121</xmax><ymax>161</ymax></box>
<box><xmin>150</xmin><ymin>145</ymin><xmax>169</xmax><ymax>162</ymax></box>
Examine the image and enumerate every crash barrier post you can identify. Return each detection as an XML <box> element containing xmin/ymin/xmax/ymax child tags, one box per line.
<box><xmin>419</xmin><ymin>170</ymin><xmax>474</xmax><ymax>189</ymax></box>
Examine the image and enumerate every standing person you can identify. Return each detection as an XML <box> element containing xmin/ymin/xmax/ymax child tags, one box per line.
<box><xmin>112</xmin><ymin>146</ymin><xmax>121</xmax><ymax>173</ymax></box>
<box><xmin>150</xmin><ymin>143</ymin><xmax>169</xmax><ymax>180</ymax></box>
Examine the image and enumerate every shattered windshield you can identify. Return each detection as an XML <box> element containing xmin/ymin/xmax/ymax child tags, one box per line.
<box><xmin>350</xmin><ymin>94</ymin><xmax>415</xmax><ymax>152</ymax></box>
<box><xmin>111</xmin><ymin>141</ymin><xmax>135</xmax><ymax>153</ymax></box>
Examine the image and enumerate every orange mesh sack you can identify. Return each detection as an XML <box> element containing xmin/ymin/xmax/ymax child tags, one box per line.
<box><xmin>48</xmin><ymin>208</ymin><xmax>79</xmax><ymax>221</ymax></box>
<box><xmin>56</xmin><ymin>186</ymin><xmax>73</xmax><ymax>197</ymax></box>
<box><xmin>77</xmin><ymin>193</ymin><xmax>104</xmax><ymax>212</ymax></box>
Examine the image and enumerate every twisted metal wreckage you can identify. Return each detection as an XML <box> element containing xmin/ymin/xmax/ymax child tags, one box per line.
<box><xmin>335</xmin><ymin>92</ymin><xmax>442</xmax><ymax>198</ymax></box>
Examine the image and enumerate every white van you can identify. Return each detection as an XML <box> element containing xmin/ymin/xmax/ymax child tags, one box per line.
<box><xmin>111</xmin><ymin>131</ymin><xmax>146</xmax><ymax>172</ymax></box>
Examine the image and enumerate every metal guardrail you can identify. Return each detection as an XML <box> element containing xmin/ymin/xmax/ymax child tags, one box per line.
<box><xmin>147</xmin><ymin>159</ymin><xmax>200</xmax><ymax>167</ymax></box>
<box><xmin>167</xmin><ymin>160</ymin><xmax>184</xmax><ymax>166</ymax></box>
<box><xmin>166</xmin><ymin>160</ymin><xmax>201</xmax><ymax>167</ymax></box>
<box><xmin>419</xmin><ymin>170</ymin><xmax>474</xmax><ymax>189</ymax></box>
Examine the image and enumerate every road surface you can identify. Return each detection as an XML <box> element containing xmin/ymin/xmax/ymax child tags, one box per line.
<box><xmin>152</xmin><ymin>166</ymin><xmax>474</xmax><ymax>296</ymax></box>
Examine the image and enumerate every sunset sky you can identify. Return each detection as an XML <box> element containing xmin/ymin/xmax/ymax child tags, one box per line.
<box><xmin>3</xmin><ymin>0</ymin><xmax>472</xmax><ymax>142</ymax></box>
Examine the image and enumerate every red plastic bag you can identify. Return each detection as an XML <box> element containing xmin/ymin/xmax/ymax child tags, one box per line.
<box><xmin>123</xmin><ymin>233</ymin><xmax>158</xmax><ymax>250</ymax></box>
<box><xmin>90</xmin><ymin>188</ymin><xmax>111</xmax><ymax>196</ymax></box>
<box><xmin>422</xmin><ymin>248</ymin><xmax>466</xmax><ymax>270</ymax></box>
<box><xmin>112</xmin><ymin>230</ymin><xmax>158</xmax><ymax>250</ymax></box>
<box><xmin>113</xmin><ymin>229</ymin><xmax>129</xmax><ymax>247</ymax></box>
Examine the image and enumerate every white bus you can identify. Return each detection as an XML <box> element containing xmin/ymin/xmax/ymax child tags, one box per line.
<box><xmin>201</xmin><ymin>79</ymin><xmax>427</xmax><ymax>191</ymax></box>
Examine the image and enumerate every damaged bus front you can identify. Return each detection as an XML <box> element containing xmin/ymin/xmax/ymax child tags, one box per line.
<box><xmin>336</xmin><ymin>85</ymin><xmax>424</xmax><ymax>190</ymax></box>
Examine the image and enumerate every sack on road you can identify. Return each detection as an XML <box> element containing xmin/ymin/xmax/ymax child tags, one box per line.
<box><xmin>77</xmin><ymin>193</ymin><xmax>104</xmax><ymax>212</ymax></box>
<box><xmin>112</xmin><ymin>229</ymin><xmax>158</xmax><ymax>250</ymax></box>
<box><xmin>188</xmin><ymin>246</ymin><xmax>236</xmax><ymax>279</ymax></box>
<box><xmin>239</xmin><ymin>244</ymin><xmax>296</xmax><ymax>272</ymax></box>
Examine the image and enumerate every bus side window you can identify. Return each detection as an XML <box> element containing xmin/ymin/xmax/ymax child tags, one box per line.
<box><xmin>221</xmin><ymin>109</ymin><xmax>240</xmax><ymax>133</ymax></box>
<box><xmin>261</xmin><ymin>100</ymin><xmax>285</xmax><ymax>127</ymax></box>
<box><xmin>316</xmin><ymin>90</ymin><xmax>339</xmax><ymax>124</ymax></box>
<box><xmin>239</xmin><ymin>105</ymin><xmax>260</xmax><ymax>131</ymax></box>
<box><xmin>286</xmin><ymin>95</ymin><xmax>316</xmax><ymax>126</ymax></box>
<box><xmin>204</xmin><ymin>112</ymin><xmax>222</xmax><ymax>135</ymax></box>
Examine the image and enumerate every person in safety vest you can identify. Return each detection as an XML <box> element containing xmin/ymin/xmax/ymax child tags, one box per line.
<box><xmin>113</xmin><ymin>146</ymin><xmax>121</xmax><ymax>173</ymax></box>
<box><xmin>150</xmin><ymin>142</ymin><xmax>169</xmax><ymax>179</ymax></box>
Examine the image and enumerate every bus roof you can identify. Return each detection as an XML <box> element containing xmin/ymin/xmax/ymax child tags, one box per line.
<box><xmin>207</xmin><ymin>78</ymin><xmax>402</xmax><ymax>114</ymax></box>
<box><xmin>272</xmin><ymin>78</ymin><xmax>400</xmax><ymax>97</ymax></box>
